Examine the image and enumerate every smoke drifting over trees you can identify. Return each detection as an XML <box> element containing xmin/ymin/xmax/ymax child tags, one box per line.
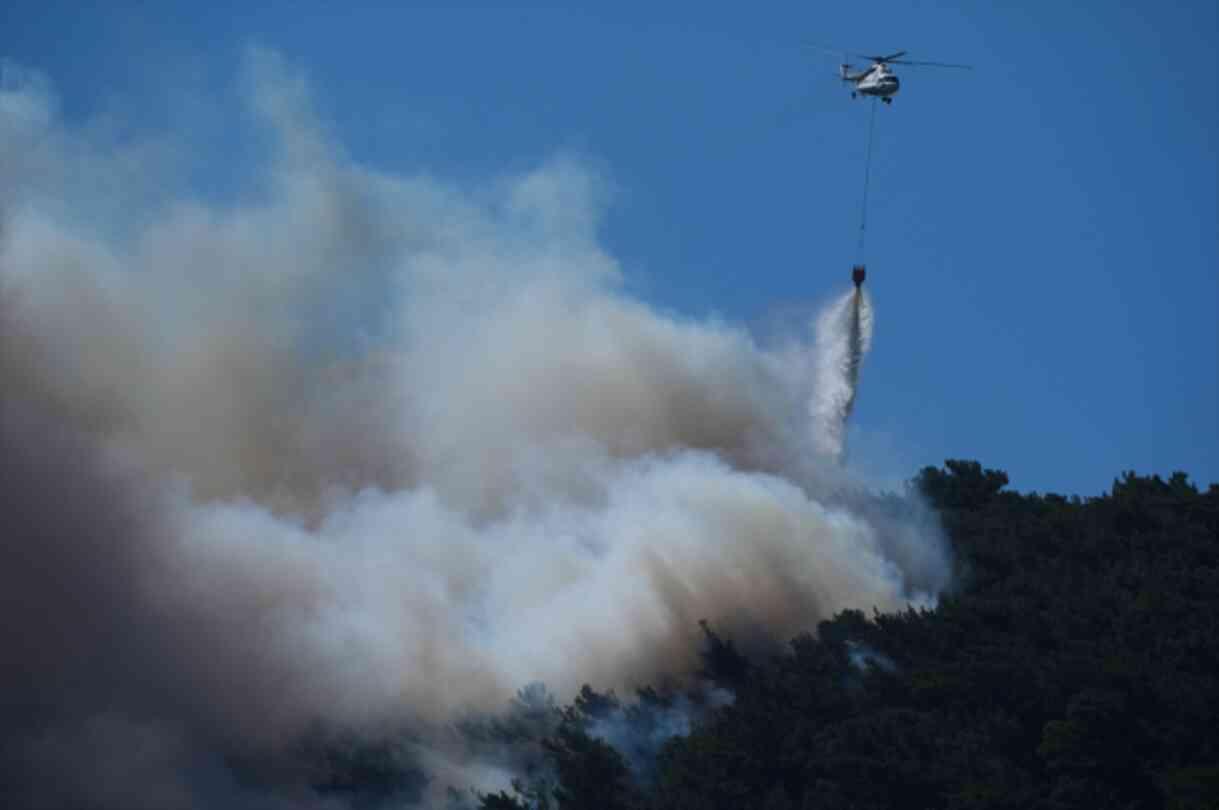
<box><xmin>0</xmin><ymin>50</ymin><xmax>947</xmax><ymax>807</ymax></box>
<box><xmin>476</xmin><ymin>466</ymin><xmax>1219</xmax><ymax>810</ymax></box>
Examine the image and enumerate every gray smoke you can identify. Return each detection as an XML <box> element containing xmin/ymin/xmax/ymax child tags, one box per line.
<box><xmin>0</xmin><ymin>48</ymin><xmax>947</xmax><ymax>807</ymax></box>
<box><xmin>584</xmin><ymin>687</ymin><xmax>735</xmax><ymax>781</ymax></box>
<box><xmin>845</xmin><ymin>640</ymin><xmax>898</xmax><ymax>673</ymax></box>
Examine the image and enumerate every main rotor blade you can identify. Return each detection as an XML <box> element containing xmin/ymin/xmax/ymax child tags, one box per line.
<box><xmin>803</xmin><ymin>44</ymin><xmax>969</xmax><ymax>69</ymax></box>
<box><xmin>888</xmin><ymin>59</ymin><xmax>973</xmax><ymax>69</ymax></box>
<box><xmin>804</xmin><ymin>43</ymin><xmax>890</xmax><ymax>63</ymax></box>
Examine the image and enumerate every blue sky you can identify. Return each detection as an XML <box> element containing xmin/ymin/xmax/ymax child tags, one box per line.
<box><xmin>4</xmin><ymin>0</ymin><xmax>1215</xmax><ymax>497</ymax></box>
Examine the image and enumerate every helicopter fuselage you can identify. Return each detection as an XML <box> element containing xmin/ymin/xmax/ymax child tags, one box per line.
<box><xmin>843</xmin><ymin>64</ymin><xmax>901</xmax><ymax>98</ymax></box>
<box><xmin>831</xmin><ymin>49</ymin><xmax>970</xmax><ymax>104</ymax></box>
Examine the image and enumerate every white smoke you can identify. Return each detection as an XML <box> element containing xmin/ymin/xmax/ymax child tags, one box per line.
<box><xmin>0</xmin><ymin>48</ymin><xmax>946</xmax><ymax>807</ymax></box>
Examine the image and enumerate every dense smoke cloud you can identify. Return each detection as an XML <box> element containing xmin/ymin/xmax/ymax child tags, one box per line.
<box><xmin>0</xmin><ymin>49</ymin><xmax>948</xmax><ymax>807</ymax></box>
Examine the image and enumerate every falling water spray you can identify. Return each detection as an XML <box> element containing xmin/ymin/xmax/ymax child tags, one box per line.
<box><xmin>843</xmin><ymin>286</ymin><xmax>869</xmax><ymax>419</ymax></box>
<box><xmin>811</xmin><ymin>286</ymin><xmax>874</xmax><ymax>463</ymax></box>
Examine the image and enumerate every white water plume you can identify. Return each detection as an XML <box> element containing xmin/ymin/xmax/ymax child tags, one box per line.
<box><xmin>811</xmin><ymin>288</ymin><xmax>875</xmax><ymax>463</ymax></box>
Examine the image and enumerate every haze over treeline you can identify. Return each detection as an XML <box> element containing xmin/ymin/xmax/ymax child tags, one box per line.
<box><xmin>468</xmin><ymin>463</ymin><xmax>1219</xmax><ymax>810</ymax></box>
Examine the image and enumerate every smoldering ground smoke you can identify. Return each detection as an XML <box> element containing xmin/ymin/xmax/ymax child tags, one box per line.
<box><xmin>0</xmin><ymin>50</ymin><xmax>948</xmax><ymax>808</ymax></box>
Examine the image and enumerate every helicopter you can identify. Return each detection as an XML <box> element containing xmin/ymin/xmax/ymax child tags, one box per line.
<box><xmin>835</xmin><ymin>49</ymin><xmax>972</xmax><ymax>104</ymax></box>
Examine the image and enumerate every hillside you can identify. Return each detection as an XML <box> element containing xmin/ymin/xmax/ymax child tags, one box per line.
<box><xmin>474</xmin><ymin>462</ymin><xmax>1219</xmax><ymax>810</ymax></box>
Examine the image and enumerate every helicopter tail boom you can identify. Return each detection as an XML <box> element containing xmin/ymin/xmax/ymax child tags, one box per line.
<box><xmin>840</xmin><ymin>64</ymin><xmax>865</xmax><ymax>82</ymax></box>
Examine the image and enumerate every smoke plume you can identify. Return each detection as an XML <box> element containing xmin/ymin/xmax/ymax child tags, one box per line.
<box><xmin>0</xmin><ymin>49</ymin><xmax>945</xmax><ymax>807</ymax></box>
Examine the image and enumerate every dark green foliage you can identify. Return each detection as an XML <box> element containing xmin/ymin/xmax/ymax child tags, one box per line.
<box><xmin>697</xmin><ymin>620</ymin><xmax>752</xmax><ymax>689</ymax></box>
<box><xmin>472</xmin><ymin>778</ymin><xmax>556</xmax><ymax>810</ymax></box>
<box><xmin>508</xmin><ymin>685</ymin><xmax>643</xmax><ymax>810</ymax></box>
<box><xmin>476</xmin><ymin>791</ymin><xmax>532</xmax><ymax>810</ymax></box>
<box><xmin>228</xmin><ymin>727</ymin><xmax>428</xmax><ymax>808</ymax></box>
<box><xmin>544</xmin><ymin>720</ymin><xmax>641</xmax><ymax>810</ymax></box>
<box><xmin>481</xmin><ymin>463</ymin><xmax>1218</xmax><ymax>810</ymax></box>
<box><xmin>307</xmin><ymin>735</ymin><xmax>427</xmax><ymax>808</ymax></box>
<box><xmin>913</xmin><ymin>459</ymin><xmax>1010</xmax><ymax>510</ymax></box>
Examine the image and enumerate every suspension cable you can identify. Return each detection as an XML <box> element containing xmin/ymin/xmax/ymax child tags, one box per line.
<box><xmin>856</xmin><ymin>98</ymin><xmax>878</xmax><ymax>260</ymax></box>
